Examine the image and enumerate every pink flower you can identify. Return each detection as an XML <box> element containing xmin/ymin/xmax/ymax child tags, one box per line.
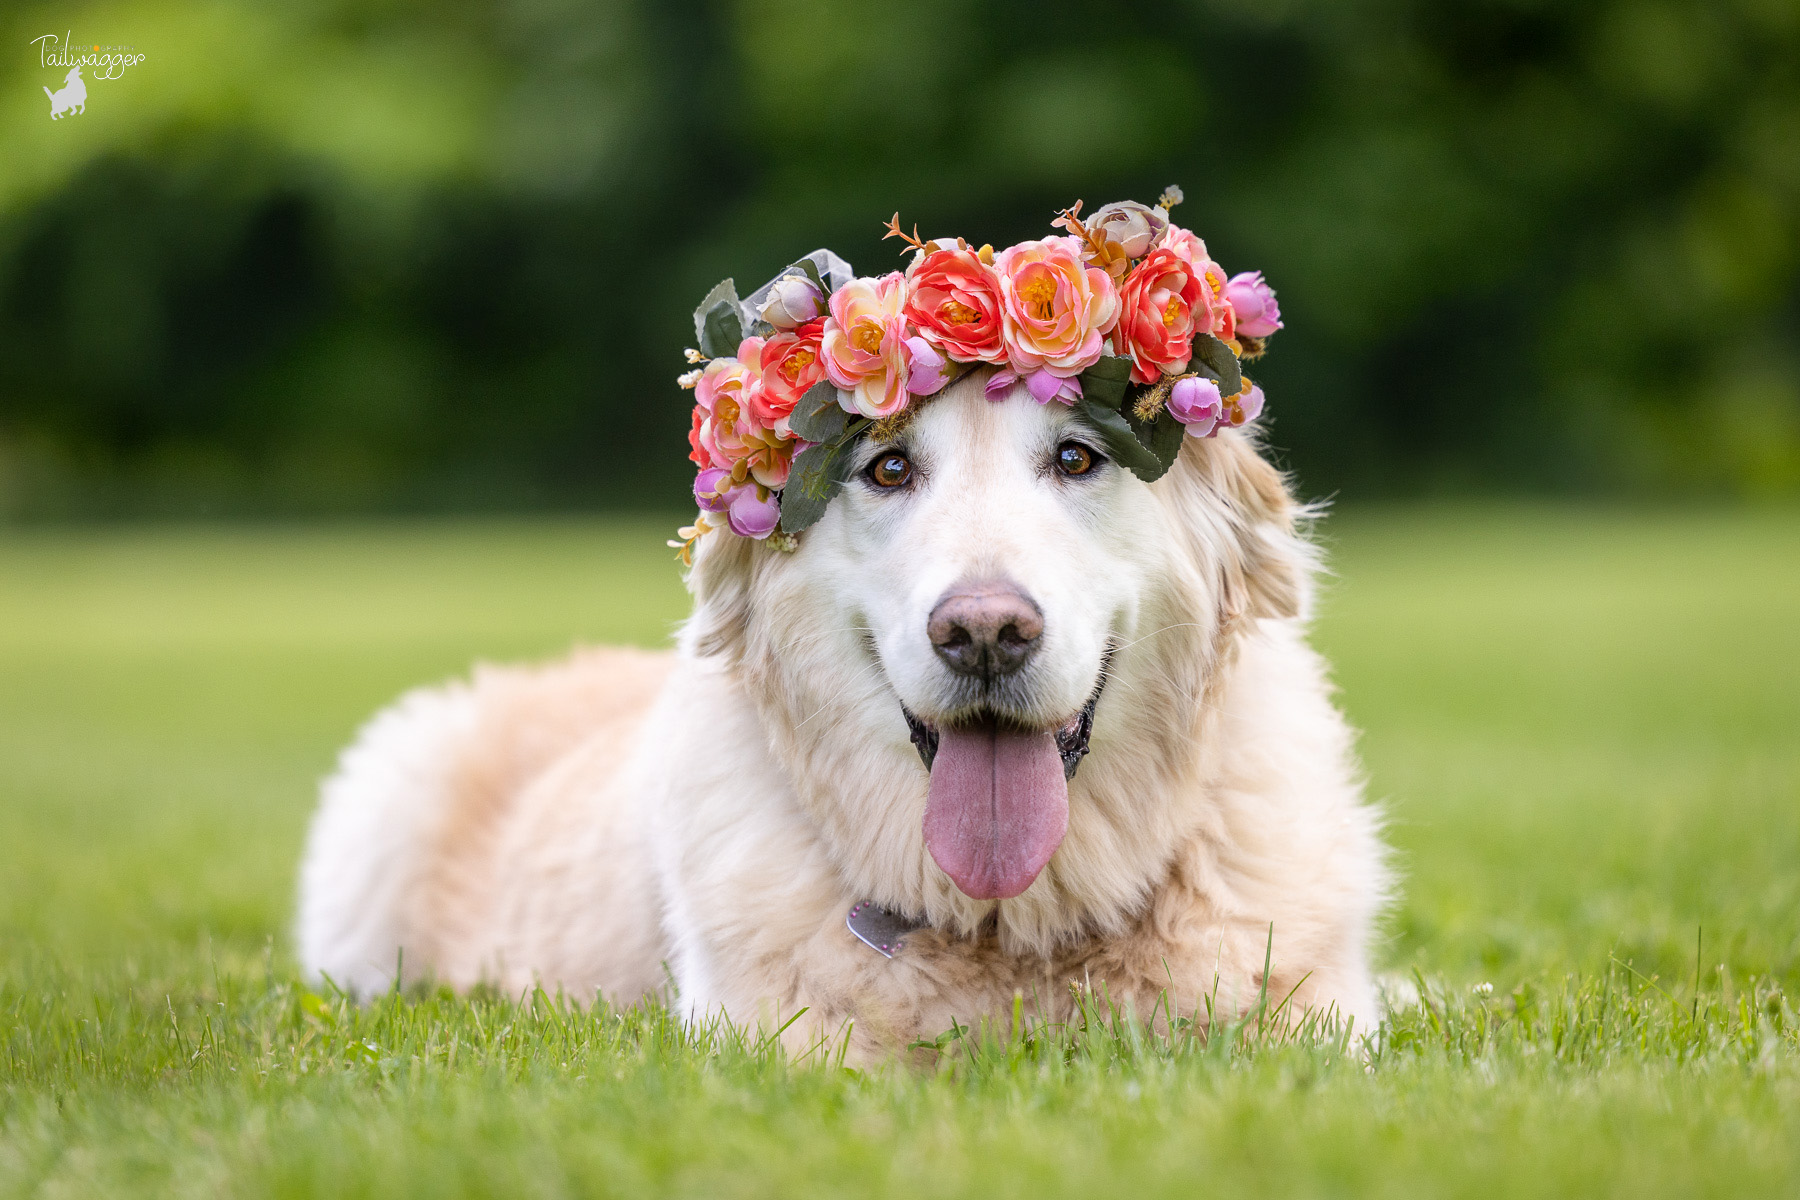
<box><xmin>820</xmin><ymin>273</ymin><xmax>912</xmax><ymax>418</ymax></box>
<box><xmin>691</xmin><ymin>355</ymin><xmax>759</xmax><ymax>470</ymax></box>
<box><xmin>993</xmin><ymin>236</ymin><xmax>1119</xmax><ymax>378</ymax></box>
<box><xmin>983</xmin><ymin>368</ymin><xmax>1082</xmax><ymax>405</ymax></box>
<box><xmin>691</xmin><ymin>350</ymin><xmax>796</xmax><ymax>490</ymax></box>
<box><xmin>1112</xmin><ymin>247</ymin><xmax>1208</xmax><ymax>385</ymax></box>
<box><xmin>903</xmin><ymin>246</ymin><xmax>1007</xmax><ymax>363</ymax></box>
<box><xmin>755</xmin><ymin>318</ymin><xmax>825</xmax><ymax>423</ymax></box>
<box><xmin>1224</xmin><ymin>271</ymin><xmax>1282</xmax><ymax>339</ymax></box>
<box><xmin>904</xmin><ymin>336</ymin><xmax>954</xmax><ymax>396</ymax></box>
<box><xmin>1167</xmin><ymin>376</ymin><xmax>1223</xmax><ymax>437</ymax></box>
<box><xmin>1225</xmin><ymin>379</ymin><xmax>1265</xmax><ymax>427</ymax></box>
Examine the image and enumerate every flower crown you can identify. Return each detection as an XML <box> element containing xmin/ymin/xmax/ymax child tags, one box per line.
<box><xmin>672</xmin><ymin>187</ymin><xmax>1281</xmax><ymax>561</ymax></box>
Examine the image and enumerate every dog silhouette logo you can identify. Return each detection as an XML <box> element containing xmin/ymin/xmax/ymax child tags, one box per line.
<box><xmin>45</xmin><ymin>66</ymin><xmax>86</xmax><ymax>118</ymax></box>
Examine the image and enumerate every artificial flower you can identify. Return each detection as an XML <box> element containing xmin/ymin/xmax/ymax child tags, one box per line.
<box><xmin>903</xmin><ymin>247</ymin><xmax>1007</xmax><ymax>363</ymax></box>
<box><xmin>821</xmin><ymin>273</ymin><xmax>912</xmax><ymax>418</ymax></box>
<box><xmin>993</xmin><ymin>236</ymin><xmax>1119</xmax><ymax>378</ymax></box>
<box><xmin>1112</xmin><ymin>247</ymin><xmax>1208</xmax><ymax>385</ymax></box>
<box><xmin>1224</xmin><ymin>271</ymin><xmax>1282</xmax><ymax>339</ymax></box>
<box><xmin>1167</xmin><ymin>376</ymin><xmax>1224</xmax><ymax>437</ymax></box>
<box><xmin>1225</xmin><ymin>378</ymin><xmax>1265</xmax><ymax>427</ymax></box>
<box><xmin>755</xmin><ymin>318</ymin><xmax>826</xmax><ymax>422</ymax></box>
<box><xmin>1088</xmin><ymin>200</ymin><xmax>1168</xmax><ymax>262</ymax></box>
<box><xmin>983</xmin><ymin>367</ymin><xmax>1081</xmax><ymax>405</ymax></box>
<box><xmin>758</xmin><ymin>274</ymin><xmax>827</xmax><ymax>329</ymax></box>
<box><xmin>904</xmin><ymin>336</ymin><xmax>954</xmax><ymax>396</ymax></box>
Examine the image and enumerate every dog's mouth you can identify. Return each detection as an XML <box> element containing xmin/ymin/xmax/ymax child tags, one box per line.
<box><xmin>900</xmin><ymin>668</ymin><xmax>1106</xmax><ymax>901</ymax></box>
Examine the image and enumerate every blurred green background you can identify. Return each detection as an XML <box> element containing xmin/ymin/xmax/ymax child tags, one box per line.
<box><xmin>3</xmin><ymin>0</ymin><xmax>1798</xmax><ymax>518</ymax></box>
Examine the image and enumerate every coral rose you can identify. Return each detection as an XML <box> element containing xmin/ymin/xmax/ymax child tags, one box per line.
<box><xmin>993</xmin><ymin>236</ymin><xmax>1119</xmax><ymax>378</ymax></box>
<box><xmin>1159</xmin><ymin>226</ymin><xmax>1226</xmax><ymax>333</ymax></box>
<box><xmin>902</xmin><ymin>247</ymin><xmax>1006</xmax><ymax>364</ymax></box>
<box><xmin>755</xmin><ymin>318</ymin><xmax>825</xmax><ymax>423</ymax></box>
<box><xmin>820</xmin><ymin>273</ymin><xmax>913</xmax><ymax>418</ymax></box>
<box><xmin>1112</xmin><ymin>247</ymin><xmax>1208</xmax><ymax>385</ymax></box>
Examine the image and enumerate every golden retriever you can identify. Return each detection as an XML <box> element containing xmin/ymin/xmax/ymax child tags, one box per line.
<box><xmin>297</xmin><ymin>368</ymin><xmax>1388</xmax><ymax>1058</ymax></box>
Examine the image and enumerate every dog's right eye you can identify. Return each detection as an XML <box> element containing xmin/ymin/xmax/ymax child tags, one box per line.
<box><xmin>866</xmin><ymin>453</ymin><xmax>914</xmax><ymax>490</ymax></box>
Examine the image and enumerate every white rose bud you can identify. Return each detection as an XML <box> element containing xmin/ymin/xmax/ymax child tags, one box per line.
<box><xmin>758</xmin><ymin>274</ymin><xmax>826</xmax><ymax>330</ymax></box>
<box><xmin>1089</xmin><ymin>200</ymin><xmax>1169</xmax><ymax>260</ymax></box>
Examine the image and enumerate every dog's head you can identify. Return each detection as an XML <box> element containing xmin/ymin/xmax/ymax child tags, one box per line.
<box><xmin>685</xmin><ymin>368</ymin><xmax>1311</xmax><ymax>948</ymax></box>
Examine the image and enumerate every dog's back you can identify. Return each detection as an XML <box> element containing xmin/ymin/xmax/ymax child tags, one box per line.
<box><xmin>296</xmin><ymin>646</ymin><xmax>672</xmax><ymax>996</ymax></box>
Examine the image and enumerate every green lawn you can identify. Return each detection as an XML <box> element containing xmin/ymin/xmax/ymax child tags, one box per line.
<box><xmin>2</xmin><ymin>509</ymin><xmax>1797</xmax><ymax>1197</ymax></box>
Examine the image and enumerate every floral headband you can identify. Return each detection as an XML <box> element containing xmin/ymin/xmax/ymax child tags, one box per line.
<box><xmin>672</xmin><ymin>187</ymin><xmax>1281</xmax><ymax>561</ymax></box>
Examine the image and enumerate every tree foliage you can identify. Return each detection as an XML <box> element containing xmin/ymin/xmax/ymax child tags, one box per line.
<box><xmin>1</xmin><ymin>0</ymin><xmax>1796</xmax><ymax>514</ymax></box>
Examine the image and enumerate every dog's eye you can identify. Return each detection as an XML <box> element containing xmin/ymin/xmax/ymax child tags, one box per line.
<box><xmin>866</xmin><ymin>452</ymin><xmax>914</xmax><ymax>489</ymax></box>
<box><xmin>1055</xmin><ymin>442</ymin><xmax>1098</xmax><ymax>477</ymax></box>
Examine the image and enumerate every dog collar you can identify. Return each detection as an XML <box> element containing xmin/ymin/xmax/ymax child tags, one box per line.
<box><xmin>846</xmin><ymin>900</ymin><xmax>923</xmax><ymax>958</ymax></box>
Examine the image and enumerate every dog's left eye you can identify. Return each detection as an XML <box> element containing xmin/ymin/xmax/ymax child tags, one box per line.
<box><xmin>866</xmin><ymin>452</ymin><xmax>915</xmax><ymax>489</ymax></box>
<box><xmin>1055</xmin><ymin>442</ymin><xmax>1099</xmax><ymax>477</ymax></box>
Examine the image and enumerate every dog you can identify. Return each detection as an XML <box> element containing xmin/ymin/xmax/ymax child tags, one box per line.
<box><xmin>297</xmin><ymin>367</ymin><xmax>1389</xmax><ymax>1058</ymax></box>
<box><xmin>45</xmin><ymin>68</ymin><xmax>86</xmax><ymax>119</ymax></box>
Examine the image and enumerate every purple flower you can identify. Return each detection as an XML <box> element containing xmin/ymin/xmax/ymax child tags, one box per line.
<box><xmin>758</xmin><ymin>274</ymin><xmax>826</xmax><ymax>330</ymax></box>
<box><xmin>904</xmin><ymin>336</ymin><xmax>953</xmax><ymax>396</ymax></box>
<box><xmin>1167</xmin><ymin>376</ymin><xmax>1223</xmax><ymax>437</ymax></box>
<box><xmin>724</xmin><ymin>484</ymin><xmax>781</xmax><ymax>539</ymax></box>
<box><xmin>984</xmin><ymin>369</ymin><xmax>1018</xmax><ymax>401</ymax></box>
<box><xmin>1223</xmin><ymin>271</ymin><xmax>1282</xmax><ymax>339</ymax></box>
<box><xmin>694</xmin><ymin>467</ymin><xmax>731</xmax><ymax>511</ymax></box>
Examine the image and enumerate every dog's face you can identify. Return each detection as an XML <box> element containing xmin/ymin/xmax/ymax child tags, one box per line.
<box><xmin>692</xmin><ymin>369</ymin><xmax>1304</xmax><ymax>927</ymax></box>
<box><xmin>838</xmin><ymin>382</ymin><xmax>1149</xmax><ymax>740</ymax></box>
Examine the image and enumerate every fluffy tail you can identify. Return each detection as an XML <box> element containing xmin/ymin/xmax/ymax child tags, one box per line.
<box><xmin>44</xmin><ymin>87</ymin><xmax>53</xmax><ymax>100</ymax></box>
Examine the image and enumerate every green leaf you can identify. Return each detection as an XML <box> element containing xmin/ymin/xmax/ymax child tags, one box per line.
<box><xmin>1074</xmin><ymin>398</ymin><xmax>1173</xmax><ymax>483</ymax></box>
<box><xmin>796</xmin><ymin>256</ymin><xmax>826</xmax><ymax>295</ymax></box>
<box><xmin>1190</xmin><ymin>333</ymin><xmax>1242</xmax><ymax>399</ymax></box>
<box><xmin>1077</xmin><ymin>355</ymin><xmax>1134</xmax><ymax>411</ymax></box>
<box><xmin>1125</xmin><ymin>404</ymin><xmax>1185</xmax><ymax>476</ymax></box>
<box><xmin>693</xmin><ymin>279</ymin><xmax>740</xmax><ymax>357</ymax></box>
<box><xmin>701</xmin><ymin>299</ymin><xmax>745</xmax><ymax>361</ymax></box>
<box><xmin>779</xmin><ymin>442</ymin><xmax>856</xmax><ymax>534</ymax></box>
<box><xmin>787</xmin><ymin>381</ymin><xmax>850</xmax><ymax>444</ymax></box>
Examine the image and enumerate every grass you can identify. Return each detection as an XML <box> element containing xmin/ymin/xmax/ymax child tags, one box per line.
<box><xmin>1</xmin><ymin>507</ymin><xmax>1797</xmax><ymax>1197</ymax></box>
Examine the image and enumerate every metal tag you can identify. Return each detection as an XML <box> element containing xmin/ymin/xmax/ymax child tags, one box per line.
<box><xmin>846</xmin><ymin>900</ymin><xmax>922</xmax><ymax>959</ymax></box>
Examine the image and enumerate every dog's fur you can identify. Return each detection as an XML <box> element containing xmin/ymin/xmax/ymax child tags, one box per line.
<box><xmin>298</xmin><ymin>369</ymin><xmax>1389</xmax><ymax>1057</ymax></box>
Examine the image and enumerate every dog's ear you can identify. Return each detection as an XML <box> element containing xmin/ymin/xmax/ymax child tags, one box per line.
<box><xmin>1158</xmin><ymin>429</ymin><xmax>1314</xmax><ymax>625</ymax></box>
<box><xmin>681</xmin><ymin>526</ymin><xmax>757</xmax><ymax>662</ymax></box>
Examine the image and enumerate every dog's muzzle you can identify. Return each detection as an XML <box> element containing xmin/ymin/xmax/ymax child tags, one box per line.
<box><xmin>903</xmin><ymin>660</ymin><xmax>1107</xmax><ymax>782</ymax></box>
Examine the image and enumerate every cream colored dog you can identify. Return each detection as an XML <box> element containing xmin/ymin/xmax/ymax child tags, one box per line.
<box><xmin>298</xmin><ymin>369</ymin><xmax>1388</xmax><ymax>1057</ymax></box>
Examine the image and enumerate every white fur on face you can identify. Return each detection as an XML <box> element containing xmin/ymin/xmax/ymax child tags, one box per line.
<box><xmin>826</xmin><ymin>380</ymin><xmax>1162</xmax><ymax>731</ymax></box>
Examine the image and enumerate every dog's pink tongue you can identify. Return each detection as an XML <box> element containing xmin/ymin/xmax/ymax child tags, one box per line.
<box><xmin>923</xmin><ymin>723</ymin><xmax>1068</xmax><ymax>900</ymax></box>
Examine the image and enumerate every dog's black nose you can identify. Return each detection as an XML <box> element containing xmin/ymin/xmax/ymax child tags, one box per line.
<box><xmin>928</xmin><ymin>583</ymin><xmax>1043</xmax><ymax>679</ymax></box>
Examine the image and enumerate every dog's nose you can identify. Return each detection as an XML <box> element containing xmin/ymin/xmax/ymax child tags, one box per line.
<box><xmin>928</xmin><ymin>583</ymin><xmax>1044</xmax><ymax>679</ymax></box>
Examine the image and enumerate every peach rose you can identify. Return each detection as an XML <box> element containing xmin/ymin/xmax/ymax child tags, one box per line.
<box><xmin>993</xmin><ymin>236</ymin><xmax>1119</xmax><ymax>378</ymax></box>
<box><xmin>820</xmin><ymin>273</ymin><xmax>912</xmax><ymax>418</ymax></box>
<box><xmin>1112</xmin><ymin>247</ymin><xmax>1208</xmax><ymax>385</ymax></box>
<box><xmin>903</xmin><ymin>247</ymin><xmax>1006</xmax><ymax>363</ymax></box>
